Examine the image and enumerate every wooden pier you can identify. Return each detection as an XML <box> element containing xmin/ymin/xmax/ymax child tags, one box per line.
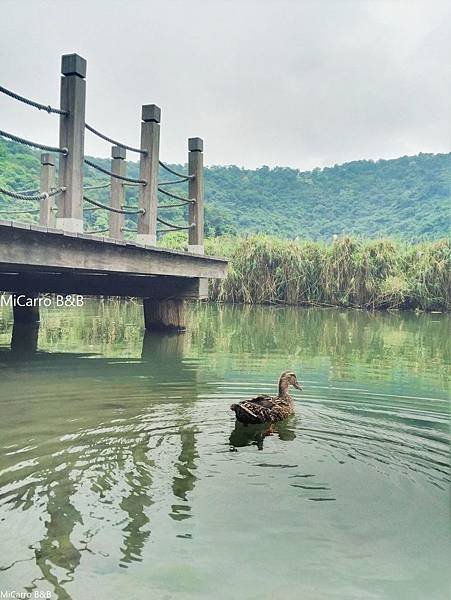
<box><xmin>0</xmin><ymin>53</ymin><xmax>227</xmax><ymax>334</ymax></box>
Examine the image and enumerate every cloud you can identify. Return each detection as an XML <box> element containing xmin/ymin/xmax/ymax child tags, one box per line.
<box><xmin>0</xmin><ymin>0</ymin><xmax>449</xmax><ymax>169</ymax></box>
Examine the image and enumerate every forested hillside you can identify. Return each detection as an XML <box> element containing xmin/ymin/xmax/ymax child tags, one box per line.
<box><xmin>0</xmin><ymin>138</ymin><xmax>449</xmax><ymax>241</ymax></box>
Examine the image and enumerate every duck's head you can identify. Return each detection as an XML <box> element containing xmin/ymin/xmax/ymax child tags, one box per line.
<box><xmin>279</xmin><ymin>371</ymin><xmax>302</xmax><ymax>393</ymax></box>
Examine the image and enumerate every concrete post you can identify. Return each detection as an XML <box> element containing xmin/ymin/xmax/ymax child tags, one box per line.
<box><xmin>188</xmin><ymin>137</ymin><xmax>204</xmax><ymax>253</ymax></box>
<box><xmin>57</xmin><ymin>53</ymin><xmax>87</xmax><ymax>233</ymax></box>
<box><xmin>9</xmin><ymin>292</ymin><xmax>40</xmax><ymax>353</ymax></box>
<box><xmin>11</xmin><ymin>321</ymin><xmax>39</xmax><ymax>357</ymax></box>
<box><xmin>137</xmin><ymin>104</ymin><xmax>160</xmax><ymax>246</ymax></box>
<box><xmin>110</xmin><ymin>146</ymin><xmax>126</xmax><ymax>239</ymax></box>
<box><xmin>143</xmin><ymin>298</ymin><xmax>186</xmax><ymax>332</ymax></box>
<box><xmin>12</xmin><ymin>294</ymin><xmax>40</xmax><ymax>324</ymax></box>
<box><xmin>39</xmin><ymin>153</ymin><xmax>56</xmax><ymax>228</ymax></box>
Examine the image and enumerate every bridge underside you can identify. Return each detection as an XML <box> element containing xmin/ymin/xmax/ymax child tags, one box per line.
<box><xmin>0</xmin><ymin>222</ymin><xmax>227</xmax><ymax>333</ymax></box>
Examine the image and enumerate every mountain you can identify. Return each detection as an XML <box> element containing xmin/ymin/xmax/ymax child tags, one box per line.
<box><xmin>0</xmin><ymin>137</ymin><xmax>449</xmax><ymax>241</ymax></box>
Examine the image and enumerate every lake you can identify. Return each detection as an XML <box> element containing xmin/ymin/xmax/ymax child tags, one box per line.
<box><xmin>0</xmin><ymin>301</ymin><xmax>449</xmax><ymax>600</ymax></box>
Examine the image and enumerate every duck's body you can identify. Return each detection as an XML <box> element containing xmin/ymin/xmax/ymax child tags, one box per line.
<box><xmin>230</xmin><ymin>371</ymin><xmax>302</xmax><ymax>425</ymax></box>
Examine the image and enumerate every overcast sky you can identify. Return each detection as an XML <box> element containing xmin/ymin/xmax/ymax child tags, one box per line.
<box><xmin>1</xmin><ymin>0</ymin><xmax>449</xmax><ymax>170</ymax></box>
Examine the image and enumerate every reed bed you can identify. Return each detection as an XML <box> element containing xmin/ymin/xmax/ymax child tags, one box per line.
<box><xmin>161</xmin><ymin>234</ymin><xmax>450</xmax><ymax>311</ymax></box>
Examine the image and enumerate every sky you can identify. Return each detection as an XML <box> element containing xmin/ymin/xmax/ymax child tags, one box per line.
<box><xmin>0</xmin><ymin>0</ymin><xmax>449</xmax><ymax>170</ymax></box>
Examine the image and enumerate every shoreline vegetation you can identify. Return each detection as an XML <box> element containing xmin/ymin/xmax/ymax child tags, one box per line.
<box><xmin>0</xmin><ymin>235</ymin><xmax>448</xmax><ymax>312</ymax></box>
<box><xmin>163</xmin><ymin>234</ymin><xmax>450</xmax><ymax>312</ymax></box>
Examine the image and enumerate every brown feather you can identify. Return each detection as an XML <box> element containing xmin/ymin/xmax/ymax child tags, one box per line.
<box><xmin>231</xmin><ymin>371</ymin><xmax>301</xmax><ymax>425</ymax></box>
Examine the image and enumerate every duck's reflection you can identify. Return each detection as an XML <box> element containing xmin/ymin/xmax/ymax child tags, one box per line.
<box><xmin>229</xmin><ymin>419</ymin><xmax>296</xmax><ymax>450</ymax></box>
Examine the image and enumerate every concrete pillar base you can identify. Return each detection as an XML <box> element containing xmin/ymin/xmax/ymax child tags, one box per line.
<box><xmin>11</xmin><ymin>322</ymin><xmax>39</xmax><ymax>356</ymax></box>
<box><xmin>12</xmin><ymin>293</ymin><xmax>40</xmax><ymax>324</ymax></box>
<box><xmin>143</xmin><ymin>298</ymin><xmax>186</xmax><ymax>332</ymax></box>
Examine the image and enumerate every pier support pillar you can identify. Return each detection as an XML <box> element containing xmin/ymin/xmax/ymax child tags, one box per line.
<box><xmin>12</xmin><ymin>293</ymin><xmax>40</xmax><ymax>324</ymax></box>
<box><xmin>143</xmin><ymin>298</ymin><xmax>186</xmax><ymax>332</ymax></box>
<box><xmin>11</xmin><ymin>322</ymin><xmax>39</xmax><ymax>356</ymax></box>
<box><xmin>10</xmin><ymin>293</ymin><xmax>40</xmax><ymax>356</ymax></box>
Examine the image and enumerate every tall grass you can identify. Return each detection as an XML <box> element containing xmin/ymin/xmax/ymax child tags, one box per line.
<box><xmin>161</xmin><ymin>234</ymin><xmax>451</xmax><ymax>311</ymax></box>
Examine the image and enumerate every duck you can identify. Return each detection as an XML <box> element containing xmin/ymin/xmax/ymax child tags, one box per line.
<box><xmin>230</xmin><ymin>371</ymin><xmax>302</xmax><ymax>425</ymax></box>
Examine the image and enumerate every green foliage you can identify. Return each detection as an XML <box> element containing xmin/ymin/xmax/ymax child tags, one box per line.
<box><xmin>1</xmin><ymin>138</ymin><xmax>449</xmax><ymax>310</ymax></box>
<box><xmin>0</xmin><ymin>138</ymin><xmax>449</xmax><ymax>240</ymax></box>
<box><xmin>203</xmin><ymin>156</ymin><xmax>450</xmax><ymax>241</ymax></box>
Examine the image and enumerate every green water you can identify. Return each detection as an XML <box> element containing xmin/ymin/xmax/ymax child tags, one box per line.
<box><xmin>0</xmin><ymin>301</ymin><xmax>449</xmax><ymax>600</ymax></box>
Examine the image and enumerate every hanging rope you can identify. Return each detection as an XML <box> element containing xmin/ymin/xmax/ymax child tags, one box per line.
<box><xmin>157</xmin><ymin>216</ymin><xmax>194</xmax><ymax>229</ymax></box>
<box><xmin>0</xmin><ymin>130</ymin><xmax>68</xmax><ymax>155</ymax></box>
<box><xmin>84</xmin><ymin>182</ymin><xmax>110</xmax><ymax>191</ymax></box>
<box><xmin>85</xmin><ymin>123</ymin><xmax>146</xmax><ymax>155</ymax></box>
<box><xmin>158</xmin><ymin>187</ymin><xmax>194</xmax><ymax>204</ymax></box>
<box><xmin>159</xmin><ymin>161</ymin><xmax>194</xmax><ymax>180</ymax></box>
<box><xmin>159</xmin><ymin>176</ymin><xmax>191</xmax><ymax>186</ymax></box>
<box><xmin>0</xmin><ymin>186</ymin><xmax>66</xmax><ymax>202</ymax></box>
<box><xmin>84</xmin><ymin>195</ymin><xmax>145</xmax><ymax>215</ymax></box>
<box><xmin>84</xmin><ymin>159</ymin><xmax>147</xmax><ymax>185</ymax></box>
<box><xmin>159</xmin><ymin>202</ymin><xmax>188</xmax><ymax>209</ymax></box>
<box><xmin>14</xmin><ymin>188</ymin><xmax>40</xmax><ymax>195</ymax></box>
<box><xmin>0</xmin><ymin>84</ymin><xmax>69</xmax><ymax>116</ymax></box>
<box><xmin>157</xmin><ymin>227</ymin><xmax>189</xmax><ymax>234</ymax></box>
<box><xmin>0</xmin><ymin>208</ymin><xmax>39</xmax><ymax>215</ymax></box>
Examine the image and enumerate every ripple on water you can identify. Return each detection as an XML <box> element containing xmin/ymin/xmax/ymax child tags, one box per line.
<box><xmin>0</xmin><ymin>304</ymin><xmax>449</xmax><ymax>599</ymax></box>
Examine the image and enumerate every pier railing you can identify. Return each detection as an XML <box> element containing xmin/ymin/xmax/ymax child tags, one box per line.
<box><xmin>0</xmin><ymin>53</ymin><xmax>204</xmax><ymax>253</ymax></box>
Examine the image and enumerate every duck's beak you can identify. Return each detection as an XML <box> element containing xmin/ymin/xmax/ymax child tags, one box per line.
<box><xmin>294</xmin><ymin>381</ymin><xmax>303</xmax><ymax>391</ymax></box>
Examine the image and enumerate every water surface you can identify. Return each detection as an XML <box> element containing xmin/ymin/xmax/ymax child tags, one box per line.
<box><xmin>0</xmin><ymin>301</ymin><xmax>449</xmax><ymax>599</ymax></box>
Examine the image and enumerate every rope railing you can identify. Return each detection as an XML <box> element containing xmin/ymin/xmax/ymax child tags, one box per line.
<box><xmin>0</xmin><ymin>208</ymin><xmax>39</xmax><ymax>215</ymax></box>
<box><xmin>0</xmin><ymin>84</ymin><xmax>69</xmax><ymax>116</ymax></box>
<box><xmin>84</xmin><ymin>182</ymin><xmax>110</xmax><ymax>191</ymax></box>
<box><xmin>0</xmin><ymin>130</ymin><xmax>68</xmax><ymax>155</ymax></box>
<box><xmin>158</xmin><ymin>176</ymin><xmax>191</xmax><ymax>186</ymax></box>
<box><xmin>157</xmin><ymin>227</ymin><xmax>191</xmax><ymax>234</ymax></box>
<box><xmin>85</xmin><ymin>123</ymin><xmax>146</xmax><ymax>155</ymax></box>
<box><xmin>0</xmin><ymin>186</ymin><xmax>66</xmax><ymax>202</ymax></box>
<box><xmin>84</xmin><ymin>195</ymin><xmax>145</xmax><ymax>215</ymax></box>
<box><xmin>14</xmin><ymin>188</ymin><xmax>40</xmax><ymax>195</ymax></box>
<box><xmin>159</xmin><ymin>161</ymin><xmax>194</xmax><ymax>180</ymax></box>
<box><xmin>159</xmin><ymin>202</ymin><xmax>189</xmax><ymax>209</ymax></box>
<box><xmin>157</xmin><ymin>216</ymin><xmax>194</xmax><ymax>230</ymax></box>
<box><xmin>84</xmin><ymin>159</ymin><xmax>147</xmax><ymax>185</ymax></box>
<box><xmin>158</xmin><ymin>187</ymin><xmax>194</xmax><ymax>204</ymax></box>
